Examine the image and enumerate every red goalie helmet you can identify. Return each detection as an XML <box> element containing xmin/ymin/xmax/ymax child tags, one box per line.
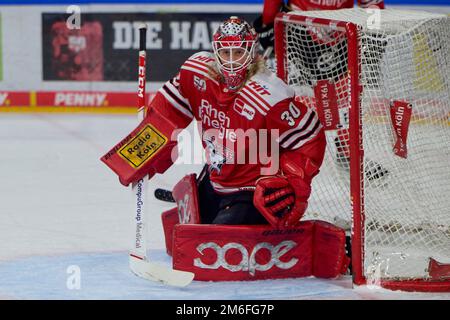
<box><xmin>212</xmin><ymin>16</ymin><xmax>258</xmax><ymax>90</ymax></box>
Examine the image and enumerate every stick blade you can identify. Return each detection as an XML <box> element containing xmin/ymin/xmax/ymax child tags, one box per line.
<box><xmin>129</xmin><ymin>255</ymin><xmax>194</xmax><ymax>287</ymax></box>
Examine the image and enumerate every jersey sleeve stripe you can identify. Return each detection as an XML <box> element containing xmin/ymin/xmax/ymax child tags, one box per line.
<box><xmin>183</xmin><ymin>61</ymin><xmax>210</xmax><ymax>74</ymax></box>
<box><xmin>169</xmin><ymin>77</ymin><xmax>180</xmax><ymax>88</ymax></box>
<box><xmin>278</xmin><ymin>108</ymin><xmax>315</xmax><ymax>144</ymax></box>
<box><xmin>237</xmin><ymin>91</ymin><xmax>268</xmax><ymax>116</ymax></box>
<box><xmin>186</xmin><ymin>59</ymin><xmax>210</xmax><ymax>70</ymax></box>
<box><xmin>280</xmin><ymin>112</ymin><xmax>319</xmax><ymax>148</ymax></box>
<box><xmin>159</xmin><ymin>87</ymin><xmax>194</xmax><ymax>119</ymax></box>
<box><xmin>171</xmin><ymin>73</ymin><xmax>181</xmax><ymax>86</ymax></box>
<box><xmin>162</xmin><ymin>84</ymin><xmax>191</xmax><ymax>112</ymax></box>
<box><xmin>165</xmin><ymin>81</ymin><xmax>191</xmax><ymax>108</ymax></box>
<box><xmin>288</xmin><ymin>120</ymin><xmax>322</xmax><ymax>150</ymax></box>
<box><xmin>242</xmin><ymin>86</ymin><xmax>272</xmax><ymax>111</ymax></box>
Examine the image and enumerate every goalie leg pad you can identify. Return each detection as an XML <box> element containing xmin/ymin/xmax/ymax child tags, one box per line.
<box><xmin>172</xmin><ymin>222</ymin><xmax>314</xmax><ymax>281</ymax></box>
<box><xmin>162</xmin><ymin>174</ymin><xmax>202</xmax><ymax>256</ymax></box>
<box><xmin>172</xmin><ymin>174</ymin><xmax>201</xmax><ymax>224</ymax></box>
<box><xmin>161</xmin><ymin>208</ymin><xmax>179</xmax><ymax>257</ymax></box>
<box><xmin>170</xmin><ymin>220</ymin><xmax>349</xmax><ymax>281</ymax></box>
<box><xmin>313</xmin><ymin>221</ymin><xmax>350</xmax><ymax>278</ymax></box>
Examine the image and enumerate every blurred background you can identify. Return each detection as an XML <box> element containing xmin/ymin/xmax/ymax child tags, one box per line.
<box><xmin>0</xmin><ymin>0</ymin><xmax>449</xmax><ymax>113</ymax></box>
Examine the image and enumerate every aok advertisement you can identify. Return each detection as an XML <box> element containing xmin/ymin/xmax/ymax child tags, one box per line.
<box><xmin>42</xmin><ymin>12</ymin><xmax>258</xmax><ymax>82</ymax></box>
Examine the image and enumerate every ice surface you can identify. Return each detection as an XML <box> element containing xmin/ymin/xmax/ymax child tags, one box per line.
<box><xmin>0</xmin><ymin>114</ymin><xmax>449</xmax><ymax>300</ymax></box>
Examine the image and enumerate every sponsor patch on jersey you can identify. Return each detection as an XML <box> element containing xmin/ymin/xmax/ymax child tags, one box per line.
<box><xmin>233</xmin><ymin>98</ymin><xmax>255</xmax><ymax>120</ymax></box>
<box><xmin>118</xmin><ymin>125</ymin><xmax>167</xmax><ymax>168</ymax></box>
<box><xmin>194</xmin><ymin>75</ymin><xmax>206</xmax><ymax>92</ymax></box>
<box><xmin>247</xmin><ymin>80</ymin><xmax>270</xmax><ymax>96</ymax></box>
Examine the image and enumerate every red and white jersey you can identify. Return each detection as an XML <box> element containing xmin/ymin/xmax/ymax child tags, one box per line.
<box><xmin>149</xmin><ymin>52</ymin><xmax>323</xmax><ymax>193</ymax></box>
<box><xmin>262</xmin><ymin>0</ymin><xmax>385</xmax><ymax>25</ymax></box>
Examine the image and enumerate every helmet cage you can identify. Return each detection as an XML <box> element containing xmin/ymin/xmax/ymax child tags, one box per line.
<box><xmin>212</xmin><ymin>40</ymin><xmax>257</xmax><ymax>74</ymax></box>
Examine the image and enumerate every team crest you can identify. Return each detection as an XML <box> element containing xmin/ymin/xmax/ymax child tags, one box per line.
<box><xmin>204</xmin><ymin>136</ymin><xmax>226</xmax><ymax>174</ymax></box>
<box><xmin>233</xmin><ymin>98</ymin><xmax>255</xmax><ymax>120</ymax></box>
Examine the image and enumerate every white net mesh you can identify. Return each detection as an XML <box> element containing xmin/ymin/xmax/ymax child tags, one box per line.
<box><xmin>279</xmin><ymin>8</ymin><xmax>450</xmax><ymax>282</ymax></box>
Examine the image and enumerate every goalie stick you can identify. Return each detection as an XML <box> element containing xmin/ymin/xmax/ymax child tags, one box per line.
<box><xmin>129</xmin><ymin>25</ymin><xmax>194</xmax><ymax>287</ymax></box>
<box><xmin>154</xmin><ymin>164</ymin><xmax>208</xmax><ymax>203</ymax></box>
<box><xmin>154</xmin><ymin>188</ymin><xmax>176</xmax><ymax>203</ymax></box>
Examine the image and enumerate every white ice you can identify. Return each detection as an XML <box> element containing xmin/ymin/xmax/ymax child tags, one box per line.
<box><xmin>0</xmin><ymin>113</ymin><xmax>449</xmax><ymax>300</ymax></box>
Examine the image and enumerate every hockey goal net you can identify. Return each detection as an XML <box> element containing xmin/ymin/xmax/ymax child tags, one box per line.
<box><xmin>275</xmin><ymin>8</ymin><xmax>450</xmax><ymax>291</ymax></box>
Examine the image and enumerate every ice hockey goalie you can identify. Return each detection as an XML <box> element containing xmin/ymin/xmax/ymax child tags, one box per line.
<box><xmin>102</xmin><ymin>16</ymin><xmax>350</xmax><ymax>281</ymax></box>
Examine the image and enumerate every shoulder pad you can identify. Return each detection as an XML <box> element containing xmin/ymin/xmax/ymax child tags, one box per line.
<box><xmin>243</xmin><ymin>70</ymin><xmax>295</xmax><ymax>107</ymax></box>
<box><xmin>180</xmin><ymin>51</ymin><xmax>216</xmax><ymax>80</ymax></box>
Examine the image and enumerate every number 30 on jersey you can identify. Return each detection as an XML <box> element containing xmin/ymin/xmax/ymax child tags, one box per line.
<box><xmin>281</xmin><ymin>103</ymin><xmax>301</xmax><ymax>127</ymax></box>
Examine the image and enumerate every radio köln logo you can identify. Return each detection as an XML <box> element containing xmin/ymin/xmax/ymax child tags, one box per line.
<box><xmin>193</xmin><ymin>240</ymin><xmax>299</xmax><ymax>276</ymax></box>
<box><xmin>233</xmin><ymin>98</ymin><xmax>255</xmax><ymax>120</ymax></box>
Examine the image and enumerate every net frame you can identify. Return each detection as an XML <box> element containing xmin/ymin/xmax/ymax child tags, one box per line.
<box><xmin>275</xmin><ymin>8</ymin><xmax>450</xmax><ymax>292</ymax></box>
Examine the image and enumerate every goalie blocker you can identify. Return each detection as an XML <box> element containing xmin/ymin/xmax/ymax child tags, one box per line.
<box><xmin>162</xmin><ymin>173</ymin><xmax>350</xmax><ymax>281</ymax></box>
<box><xmin>100</xmin><ymin>94</ymin><xmax>190</xmax><ymax>186</ymax></box>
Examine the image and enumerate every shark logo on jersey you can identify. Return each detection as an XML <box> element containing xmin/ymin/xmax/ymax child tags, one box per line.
<box><xmin>233</xmin><ymin>98</ymin><xmax>255</xmax><ymax>120</ymax></box>
<box><xmin>204</xmin><ymin>136</ymin><xmax>226</xmax><ymax>174</ymax></box>
<box><xmin>194</xmin><ymin>75</ymin><xmax>206</xmax><ymax>92</ymax></box>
